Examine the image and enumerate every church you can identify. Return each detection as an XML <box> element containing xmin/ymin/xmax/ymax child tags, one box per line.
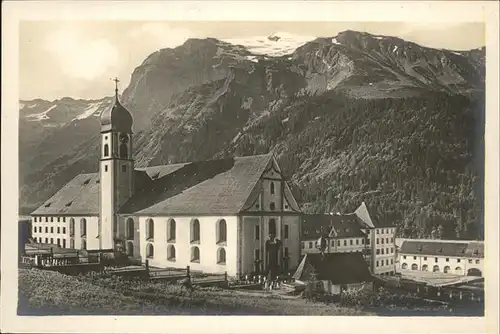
<box><xmin>29</xmin><ymin>83</ymin><xmax>303</xmax><ymax>277</ymax></box>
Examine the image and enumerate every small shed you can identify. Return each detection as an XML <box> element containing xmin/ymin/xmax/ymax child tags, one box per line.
<box><xmin>293</xmin><ymin>252</ymin><xmax>373</xmax><ymax>295</ymax></box>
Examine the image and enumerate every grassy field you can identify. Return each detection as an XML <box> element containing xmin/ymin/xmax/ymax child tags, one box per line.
<box><xmin>18</xmin><ymin>268</ymin><xmax>370</xmax><ymax>316</ymax></box>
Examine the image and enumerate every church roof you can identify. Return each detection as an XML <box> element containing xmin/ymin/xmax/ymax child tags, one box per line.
<box><xmin>120</xmin><ymin>154</ymin><xmax>274</xmax><ymax>215</ymax></box>
<box><xmin>292</xmin><ymin>252</ymin><xmax>373</xmax><ymax>284</ymax></box>
<box><xmin>31</xmin><ymin>154</ymin><xmax>290</xmax><ymax>216</ymax></box>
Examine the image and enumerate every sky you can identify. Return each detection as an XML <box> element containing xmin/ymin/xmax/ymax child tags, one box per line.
<box><xmin>19</xmin><ymin>21</ymin><xmax>485</xmax><ymax>101</ymax></box>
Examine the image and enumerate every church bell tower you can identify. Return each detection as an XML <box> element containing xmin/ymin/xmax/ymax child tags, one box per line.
<box><xmin>99</xmin><ymin>78</ymin><xmax>134</xmax><ymax>250</ymax></box>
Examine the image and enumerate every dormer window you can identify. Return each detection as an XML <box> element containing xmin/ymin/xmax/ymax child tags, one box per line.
<box><xmin>83</xmin><ymin>178</ymin><xmax>91</xmax><ymax>185</ymax></box>
<box><xmin>65</xmin><ymin>201</ymin><xmax>73</xmax><ymax>207</ymax></box>
<box><xmin>270</xmin><ymin>182</ymin><xmax>275</xmax><ymax>195</ymax></box>
<box><xmin>152</xmin><ymin>172</ymin><xmax>160</xmax><ymax>180</ymax></box>
<box><xmin>473</xmin><ymin>248</ymin><xmax>479</xmax><ymax>255</ymax></box>
<box><xmin>45</xmin><ymin>202</ymin><xmax>52</xmax><ymax>208</ymax></box>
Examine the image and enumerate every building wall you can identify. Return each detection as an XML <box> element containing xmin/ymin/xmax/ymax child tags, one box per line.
<box><xmin>31</xmin><ymin>215</ymin><xmax>99</xmax><ymax>250</ymax></box>
<box><xmin>136</xmin><ymin>215</ymin><xmax>238</xmax><ymax>276</ymax></box>
<box><xmin>301</xmin><ymin>237</ymin><xmax>366</xmax><ymax>254</ymax></box>
<box><xmin>398</xmin><ymin>253</ymin><xmax>484</xmax><ymax>276</ymax></box>
<box><xmin>372</xmin><ymin>227</ymin><xmax>397</xmax><ymax>275</ymax></box>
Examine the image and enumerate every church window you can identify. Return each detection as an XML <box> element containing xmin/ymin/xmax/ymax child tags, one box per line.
<box><xmin>80</xmin><ymin>218</ymin><xmax>87</xmax><ymax>237</ymax></box>
<box><xmin>217</xmin><ymin>248</ymin><xmax>226</xmax><ymax>265</ymax></box>
<box><xmin>284</xmin><ymin>225</ymin><xmax>289</xmax><ymax>239</ymax></box>
<box><xmin>270</xmin><ymin>202</ymin><xmax>276</xmax><ymax>211</ymax></box>
<box><xmin>120</xmin><ymin>143</ymin><xmax>128</xmax><ymax>158</ymax></box>
<box><xmin>146</xmin><ymin>219</ymin><xmax>154</xmax><ymax>240</ymax></box>
<box><xmin>191</xmin><ymin>246</ymin><xmax>200</xmax><ymax>262</ymax></box>
<box><xmin>216</xmin><ymin>219</ymin><xmax>227</xmax><ymax>244</ymax></box>
<box><xmin>126</xmin><ymin>242</ymin><xmax>134</xmax><ymax>257</ymax></box>
<box><xmin>126</xmin><ymin>218</ymin><xmax>134</xmax><ymax>240</ymax></box>
<box><xmin>167</xmin><ymin>245</ymin><xmax>176</xmax><ymax>261</ymax></box>
<box><xmin>255</xmin><ymin>225</ymin><xmax>260</xmax><ymax>240</ymax></box>
<box><xmin>104</xmin><ymin>144</ymin><xmax>109</xmax><ymax>157</ymax></box>
<box><xmin>191</xmin><ymin>219</ymin><xmax>200</xmax><ymax>243</ymax></box>
<box><xmin>105</xmin><ymin>165</ymin><xmax>108</xmax><ymax>172</ymax></box>
<box><xmin>270</xmin><ymin>182</ymin><xmax>275</xmax><ymax>195</ymax></box>
<box><xmin>81</xmin><ymin>239</ymin><xmax>87</xmax><ymax>250</ymax></box>
<box><xmin>122</xmin><ymin>165</ymin><xmax>126</xmax><ymax>172</ymax></box>
<box><xmin>69</xmin><ymin>218</ymin><xmax>75</xmax><ymax>236</ymax></box>
<box><xmin>268</xmin><ymin>218</ymin><xmax>277</xmax><ymax>236</ymax></box>
<box><xmin>70</xmin><ymin>239</ymin><xmax>74</xmax><ymax>248</ymax></box>
<box><xmin>146</xmin><ymin>243</ymin><xmax>154</xmax><ymax>258</ymax></box>
<box><xmin>167</xmin><ymin>219</ymin><xmax>176</xmax><ymax>242</ymax></box>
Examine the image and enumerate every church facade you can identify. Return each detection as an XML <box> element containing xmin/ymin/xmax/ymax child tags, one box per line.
<box><xmin>30</xmin><ymin>86</ymin><xmax>302</xmax><ymax>277</ymax></box>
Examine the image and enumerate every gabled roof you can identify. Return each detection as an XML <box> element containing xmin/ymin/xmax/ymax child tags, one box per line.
<box><xmin>354</xmin><ymin>202</ymin><xmax>392</xmax><ymax>228</ymax></box>
<box><xmin>32</xmin><ymin>154</ymin><xmax>290</xmax><ymax>216</ymax></box>
<box><xmin>31</xmin><ymin>173</ymin><xmax>101</xmax><ymax>215</ymax></box>
<box><xmin>302</xmin><ymin>214</ymin><xmax>367</xmax><ymax>240</ymax></box>
<box><xmin>121</xmin><ymin>154</ymin><xmax>273</xmax><ymax>215</ymax></box>
<box><xmin>293</xmin><ymin>252</ymin><xmax>373</xmax><ymax>284</ymax></box>
<box><xmin>400</xmin><ymin>240</ymin><xmax>484</xmax><ymax>258</ymax></box>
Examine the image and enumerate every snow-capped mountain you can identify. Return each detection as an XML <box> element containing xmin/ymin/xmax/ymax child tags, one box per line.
<box><xmin>221</xmin><ymin>32</ymin><xmax>316</xmax><ymax>57</ymax></box>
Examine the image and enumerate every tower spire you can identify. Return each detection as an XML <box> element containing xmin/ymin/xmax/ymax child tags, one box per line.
<box><xmin>112</xmin><ymin>77</ymin><xmax>120</xmax><ymax>101</ymax></box>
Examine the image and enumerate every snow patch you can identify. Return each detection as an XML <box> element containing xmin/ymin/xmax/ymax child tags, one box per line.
<box><xmin>281</xmin><ymin>117</ymin><xmax>289</xmax><ymax>124</ymax></box>
<box><xmin>73</xmin><ymin>102</ymin><xmax>102</xmax><ymax>121</ymax></box>
<box><xmin>19</xmin><ymin>103</ymin><xmax>25</xmax><ymax>109</ymax></box>
<box><xmin>314</xmin><ymin>116</ymin><xmax>321</xmax><ymax>120</ymax></box>
<box><xmin>222</xmin><ymin>32</ymin><xmax>315</xmax><ymax>57</ymax></box>
<box><xmin>392</xmin><ymin>46</ymin><xmax>398</xmax><ymax>52</ymax></box>
<box><xmin>374</xmin><ymin>36</ymin><xmax>384</xmax><ymax>40</ymax></box>
<box><xmin>28</xmin><ymin>104</ymin><xmax>37</xmax><ymax>109</ymax></box>
<box><xmin>451</xmin><ymin>51</ymin><xmax>463</xmax><ymax>56</ymax></box>
<box><xmin>332</xmin><ymin>38</ymin><xmax>341</xmax><ymax>45</ymax></box>
<box><xmin>232</xmin><ymin>132</ymin><xmax>242</xmax><ymax>144</ymax></box>
<box><xmin>246</xmin><ymin>55</ymin><xmax>259</xmax><ymax>63</ymax></box>
<box><xmin>26</xmin><ymin>105</ymin><xmax>57</xmax><ymax>121</ymax></box>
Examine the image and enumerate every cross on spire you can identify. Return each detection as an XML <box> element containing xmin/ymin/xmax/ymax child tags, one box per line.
<box><xmin>111</xmin><ymin>77</ymin><xmax>120</xmax><ymax>100</ymax></box>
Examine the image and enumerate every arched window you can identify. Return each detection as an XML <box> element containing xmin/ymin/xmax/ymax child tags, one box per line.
<box><xmin>167</xmin><ymin>245</ymin><xmax>176</xmax><ymax>261</ymax></box>
<box><xmin>422</xmin><ymin>264</ymin><xmax>428</xmax><ymax>271</ymax></box>
<box><xmin>120</xmin><ymin>143</ymin><xmax>128</xmax><ymax>158</ymax></box>
<box><xmin>167</xmin><ymin>219</ymin><xmax>176</xmax><ymax>242</ymax></box>
<box><xmin>191</xmin><ymin>246</ymin><xmax>200</xmax><ymax>262</ymax></box>
<box><xmin>146</xmin><ymin>218</ymin><xmax>154</xmax><ymax>240</ymax></box>
<box><xmin>401</xmin><ymin>263</ymin><xmax>408</xmax><ymax>269</ymax></box>
<box><xmin>217</xmin><ymin>248</ymin><xmax>226</xmax><ymax>264</ymax></box>
<box><xmin>444</xmin><ymin>266</ymin><xmax>451</xmax><ymax>273</ymax></box>
<box><xmin>80</xmin><ymin>218</ymin><xmax>87</xmax><ymax>237</ymax></box>
<box><xmin>191</xmin><ymin>219</ymin><xmax>200</xmax><ymax>243</ymax></box>
<box><xmin>126</xmin><ymin>241</ymin><xmax>134</xmax><ymax>257</ymax></box>
<box><xmin>455</xmin><ymin>267</ymin><xmax>463</xmax><ymax>275</ymax></box>
<box><xmin>104</xmin><ymin>144</ymin><xmax>109</xmax><ymax>157</ymax></box>
<box><xmin>146</xmin><ymin>243</ymin><xmax>154</xmax><ymax>258</ymax></box>
<box><xmin>268</xmin><ymin>218</ymin><xmax>277</xmax><ymax>236</ymax></box>
<box><xmin>433</xmin><ymin>265</ymin><xmax>440</xmax><ymax>272</ymax></box>
<box><xmin>270</xmin><ymin>182</ymin><xmax>275</xmax><ymax>195</ymax></box>
<box><xmin>81</xmin><ymin>239</ymin><xmax>87</xmax><ymax>250</ymax></box>
<box><xmin>411</xmin><ymin>263</ymin><xmax>418</xmax><ymax>270</ymax></box>
<box><xmin>126</xmin><ymin>218</ymin><xmax>134</xmax><ymax>240</ymax></box>
<box><xmin>69</xmin><ymin>218</ymin><xmax>75</xmax><ymax>236</ymax></box>
<box><xmin>216</xmin><ymin>219</ymin><xmax>227</xmax><ymax>244</ymax></box>
<box><xmin>467</xmin><ymin>268</ymin><xmax>482</xmax><ymax>277</ymax></box>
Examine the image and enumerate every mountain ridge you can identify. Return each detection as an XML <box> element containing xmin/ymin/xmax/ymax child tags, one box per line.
<box><xmin>19</xmin><ymin>30</ymin><xmax>485</xmax><ymax>240</ymax></box>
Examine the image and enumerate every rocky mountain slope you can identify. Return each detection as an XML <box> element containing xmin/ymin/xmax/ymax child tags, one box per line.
<box><xmin>19</xmin><ymin>31</ymin><xmax>485</xmax><ymax>240</ymax></box>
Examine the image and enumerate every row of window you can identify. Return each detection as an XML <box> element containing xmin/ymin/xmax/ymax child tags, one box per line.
<box><xmin>142</xmin><ymin>243</ymin><xmax>227</xmax><ymax>265</ymax></box>
<box><xmin>376</xmin><ymin>247</ymin><xmax>395</xmax><ymax>255</ymax></box>
<box><xmin>33</xmin><ymin>218</ymin><xmax>87</xmax><ymax>237</ymax></box>
<box><xmin>402</xmin><ymin>255</ymin><xmax>480</xmax><ymax>264</ymax></box>
<box><xmin>401</xmin><ymin>263</ymin><xmax>467</xmax><ymax>274</ymax></box>
<box><xmin>376</xmin><ymin>228</ymin><xmax>395</xmax><ymax>235</ymax></box>
<box><xmin>33</xmin><ymin>216</ymin><xmax>68</xmax><ymax>223</ymax></box>
<box><xmin>302</xmin><ymin>237</ymin><xmax>367</xmax><ymax>249</ymax></box>
<box><xmin>32</xmin><ymin>237</ymin><xmax>85</xmax><ymax>250</ymax></box>
<box><xmin>141</xmin><ymin>218</ymin><xmax>227</xmax><ymax>244</ymax></box>
<box><xmin>33</xmin><ymin>226</ymin><xmax>67</xmax><ymax>234</ymax></box>
<box><xmin>376</xmin><ymin>237</ymin><xmax>394</xmax><ymax>245</ymax></box>
<box><xmin>376</xmin><ymin>259</ymin><xmax>394</xmax><ymax>267</ymax></box>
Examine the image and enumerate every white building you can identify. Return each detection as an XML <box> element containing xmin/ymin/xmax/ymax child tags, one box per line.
<box><xmin>397</xmin><ymin>240</ymin><xmax>484</xmax><ymax>277</ymax></box>
<box><xmin>30</xmin><ymin>85</ymin><xmax>303</xmax><ymax>277</ymax></box>
<box><xmin>300</xmin><ymin>202</ymin><xmax>397</xmax><ymax>276</ymax></box>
